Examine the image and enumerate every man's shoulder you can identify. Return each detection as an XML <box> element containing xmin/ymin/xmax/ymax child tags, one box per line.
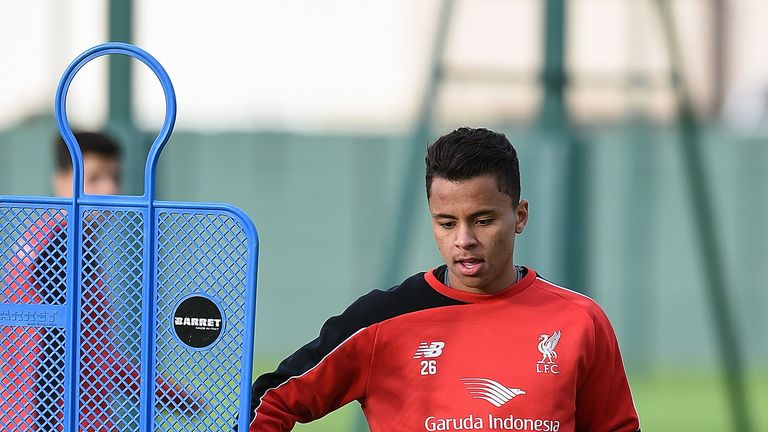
<box><xmin>340</xmin><ymin>270</ymin><xmax>465</xmax><ymax>328</ymax></box>
<box><xmin>529</xmin><ymin>274</ymin><xmax>612</xmax><ymax>324</ymax></box>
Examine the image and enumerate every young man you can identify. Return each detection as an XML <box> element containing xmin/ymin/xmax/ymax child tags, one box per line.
<box><xmin>2</xmin><ymin>131</ymin><xmax>198</xmax><ymax>431</ymax></box>
<box><xmin>248</xmin><ymin>127</ymin><xmax>640</xmax><ymax>431</ymax></box>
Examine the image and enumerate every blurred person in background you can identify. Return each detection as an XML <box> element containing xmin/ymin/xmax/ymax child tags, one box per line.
<box><xmin>2</xmin><ymin>131</ymin><xmax>199</xmax><ymax>431</ymax></box>
<box><xmin>248</xmin><ymin>127</ymin><xmax>640</xmax><ymax>431</ymax></box>
<box><xmin>52</xmin><ymin>131</ymin><xmax>121</xmax><ymax>197</ymax></box>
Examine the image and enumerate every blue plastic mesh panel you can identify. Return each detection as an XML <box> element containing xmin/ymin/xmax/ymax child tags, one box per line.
<box><xmin>1</xmin><ymin>206</ymin><xmax>69</xmax><ymax>431</ymax></box>
<box><xmin>2</xmin><ymin>203</ymin><xmax>255</xmax><ymax>431</ymax></box>
<box><xmin>0</xmin><ymin>326</ymin><xmax>66</xmax><ymax>431</ymax></box>
<box><xmin>154</xmin><ymin>210</ymin><xmax>249</xmax><ymax>431</ymax></box>
<box><xmin>3</xmin><ymin>43</ymin><xmax>258</xmax><ymax>432</ymax></box>
<box><xmin>35</xmin><ymin>326</ymin><xmax>66</xmax><ymax>431</ymax></box>
<box><xmin>0</xmin><ymin>326</ymin><xmax>40</xmax><ymax>430</ymax></box>
<box><xmin>78</xmin><ymin>208</ymin><xmax>144</xmax><ymax>431</ymax></box>
<box><xmin>1</xmin><ymin>207</ymin><xmax>69</xmax><ymax>305</ymax></box>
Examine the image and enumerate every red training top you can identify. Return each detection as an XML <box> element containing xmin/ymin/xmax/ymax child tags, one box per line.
<box><xmin>249</xmin><ymin>266</ymin><xmax>640</xmax><ymax>432</ymax></box>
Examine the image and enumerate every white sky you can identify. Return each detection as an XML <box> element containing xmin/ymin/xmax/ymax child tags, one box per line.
<box><xmin>1</xmin><ymin>0</ymin><xmax>768</xmax><ymax>132</ymax></box>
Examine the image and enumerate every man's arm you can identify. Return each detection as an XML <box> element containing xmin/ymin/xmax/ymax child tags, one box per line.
<box><xmin>249</xmin><ymin>302</ymin><xmax>378</xmax><ymax>431</ymax></box>
<box><xmin>575</xmin><ymin>307</ymin><xmax>640</xmax><ymax>431</ymax></box>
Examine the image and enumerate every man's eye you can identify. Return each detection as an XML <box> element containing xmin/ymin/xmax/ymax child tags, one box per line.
<box><xmin>476</xmin><ymin>219</ymin><xmax>493</xmax><ymax>226</ymax></box>
<box><xmin>439</xmin><ymin>222</ymin><xmax>455</xmax><ymax>229</ymax></box>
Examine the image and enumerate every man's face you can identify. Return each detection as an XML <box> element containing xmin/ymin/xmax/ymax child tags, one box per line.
<box><xmin>428</xmin><ymin>174</ymin><xmax>528</xmax><ymax>295</ymax></box>
<box><xmin>53</xmin><ymin>153</ymin><xmax>121</xmax><ymax>197</ymax></box>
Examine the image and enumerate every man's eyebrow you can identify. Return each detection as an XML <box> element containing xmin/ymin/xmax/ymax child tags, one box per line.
<box><xmin>431</xmin><ymin>209</ymin><xmax>497</xmax><ymax>219</ymax></box>
<box><xmin>469</xmin><ymin>209</ymin><xmax>497</xmax><ymax>218</ymax></box>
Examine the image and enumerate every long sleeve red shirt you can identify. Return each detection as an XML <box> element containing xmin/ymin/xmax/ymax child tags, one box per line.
<box><xmin>249</xmin><ymin>267</ymin><xmax>640</xmax><ymax>431</ymax></box>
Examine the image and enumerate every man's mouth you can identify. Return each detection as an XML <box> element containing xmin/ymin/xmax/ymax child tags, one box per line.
<box><xmin>456</xmin><ymin>258</ymin><xmax>484</xmax><ymax>276</ymax></box>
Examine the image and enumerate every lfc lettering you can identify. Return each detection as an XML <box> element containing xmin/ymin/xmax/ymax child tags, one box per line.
<box><xmin>535</xmin><ymin>363</ymin><xmax>559</xmax><ymax>374</ymax></box>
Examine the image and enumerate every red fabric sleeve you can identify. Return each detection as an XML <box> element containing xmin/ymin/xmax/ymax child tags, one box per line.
<box><xmin>575</xmin><ymin>307</ymin><xmax>640</xmax><ymax>431</ymax></box>
<box><xmin>250</xmin><ymin>326</ymin><xmax>376</xmax><ymax>431</ymax></box>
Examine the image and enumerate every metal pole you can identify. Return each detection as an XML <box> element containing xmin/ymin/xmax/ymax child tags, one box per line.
<box><xmin>654</xmin><ymin>1</ymin><xmax>753</xmax><ymax>431</ymax></box>
<box><xmin>540</xmin><ymin>0</ymin><xmax>568</xmax><ymax>132</ymax></box>
<box><xmin>108</xmin><ymin>0</ymin><xmax>145</xmax><ymax>196</ymax></box>
<box><xmin>108</xmin><ymin>0</ymin><xmax>133</xmax><ymax>126</ymax></box>
<box><xmin>539</xmin><ymin>0</ymin><xmax>589</xmax><ymax>294</ymax></box>
<box><xmin>621</xmin><ymin>0</ymin><xmax>656</xmax><ymax>374</ymax></box>
<box><xmin>711</xmin><ymin>0</ymin><xmax>728</xmax><ymax>114</ymax></box>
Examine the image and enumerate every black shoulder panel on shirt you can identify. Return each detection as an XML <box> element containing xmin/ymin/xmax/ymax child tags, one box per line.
<box><xmin>248</xmin><ymin>267</ymin><xmax>466</xmax><ymax>423</ymax></box>
<box><xmin>340</xmin><ymin>267</ymin><xmax>467</xmax><ymax>331</ymax></box>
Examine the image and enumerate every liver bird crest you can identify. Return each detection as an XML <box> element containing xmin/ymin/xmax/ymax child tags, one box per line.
<box><xmin>537</xmin><ymin>330</ymin><xmax>561</xmax><ymax>363</ymax></box>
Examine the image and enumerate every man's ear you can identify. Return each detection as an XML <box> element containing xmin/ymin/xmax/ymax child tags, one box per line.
<box><xmin>515</xmin><ymin>199</ymin><xmax>529</xmax><ymax>234</ymax></box>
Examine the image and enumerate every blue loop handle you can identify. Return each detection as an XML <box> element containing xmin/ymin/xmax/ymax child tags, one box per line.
<box><xmin>55</xmin><ymin>42</ymin><xmax>176</xmax><ymax>202</ymax></box>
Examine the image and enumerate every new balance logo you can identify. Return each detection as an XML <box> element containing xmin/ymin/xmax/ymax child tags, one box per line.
<box><xmin>413</xmin><ymin>341</ymin><xmax>445</xmax><ymax>359</ymax></box>
<box><xmin>461</xmin><ymin>378</ymin><xmax>526</xmax><ymax>407</ymax></box>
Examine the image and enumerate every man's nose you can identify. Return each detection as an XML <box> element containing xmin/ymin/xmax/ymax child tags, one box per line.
<box><xmin>454</xmin><ymin>225</ymin><xmax>477</xmax><ymax>249</ymax></box>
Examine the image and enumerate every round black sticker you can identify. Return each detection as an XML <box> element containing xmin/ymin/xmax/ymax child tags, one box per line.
<box><xmin>173</xmin><ymin>296</ymin><xmax>223</xmax><ymax>348</ymax></box>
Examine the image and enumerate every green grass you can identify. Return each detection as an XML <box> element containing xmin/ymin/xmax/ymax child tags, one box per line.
<box><xmin>630</xmin><ymin>370</ymin><xmax>768</xmax><ymax>432</ymax></box>
<box><xmin>252</xmin><ymin>360</ymin><xmax>768</xmax><ymax>431</ymax></box>
<box><xmin>293</xmin><ymin>403</ymin><xmax>361</xmax><ymax>431</ymax></box>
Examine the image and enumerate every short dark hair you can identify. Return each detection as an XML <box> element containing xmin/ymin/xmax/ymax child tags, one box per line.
<box><xmin>54</xmin><ymin>131</ymin><xmax>121</xmax><ymax>172</ymax></box>
<box><xmin>425</xmin><ymin>127</ymin><xmax>521</xmax><ymax>204</ymax></box>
